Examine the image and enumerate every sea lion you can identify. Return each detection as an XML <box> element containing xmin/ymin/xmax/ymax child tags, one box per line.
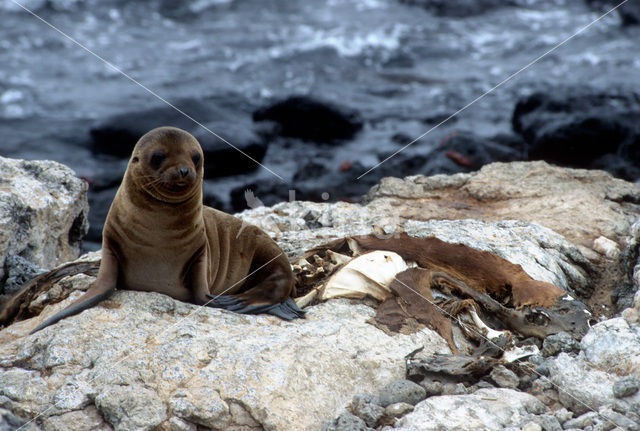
<box><xmin>30</xmin><ymin>126</ymin><xmax>303</xmax><ymax>334</ymax></box>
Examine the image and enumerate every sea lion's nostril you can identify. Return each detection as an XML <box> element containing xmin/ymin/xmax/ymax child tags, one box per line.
<box><xmin>179</xmin><ymin>168</ymin><xmax>189</xmax><ymax>178</ymax></box>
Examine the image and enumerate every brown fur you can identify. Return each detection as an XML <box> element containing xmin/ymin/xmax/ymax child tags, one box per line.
<box><xmin>311</xmin><ymin>233</ymin><xmax>566</xmax><ymax>309</ymax></box>
<box><xmin>29</xmin><ymin>127</ymin><xmax>295</xmax><ymax>332</ymax></box>
<box><xmin>309</xmin><ymin>233</ymin><xmax>591</xmax><ymax>339</ymax></box>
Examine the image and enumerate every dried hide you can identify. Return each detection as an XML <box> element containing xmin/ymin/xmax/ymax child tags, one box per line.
<box><xmin>296</xmin><ymin>233</ymin><xmax>592</xmax><ymax>346</ymax></box>
<box><xmin>0</xmin><ymin>261</ymin><xmax>99</xmax><ymax>327</ymax></box>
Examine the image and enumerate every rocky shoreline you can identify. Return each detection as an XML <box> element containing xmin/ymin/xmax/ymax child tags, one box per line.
<box><xmin>0</xmin><ymin>158</ymin><xmax>639</xmax><ymax>430</ymax></box>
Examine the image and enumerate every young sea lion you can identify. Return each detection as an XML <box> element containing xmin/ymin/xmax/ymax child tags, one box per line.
<box><xmin>30</xmin><ymin>126</ymin><xmax>303</xmax><ymax>334</ymax></box>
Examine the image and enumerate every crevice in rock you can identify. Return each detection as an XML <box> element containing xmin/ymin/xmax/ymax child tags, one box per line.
<box><xmin>68</xmin><ymin>211</ymin><xmax>88</xmax><ymax>247</ymax></box>
<box><xmin>224</xmin><ymin>398</ymin><xmax>265</xmax><ymax>431</ymax></box>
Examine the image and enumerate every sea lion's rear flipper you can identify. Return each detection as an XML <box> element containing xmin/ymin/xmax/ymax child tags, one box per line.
<box><xmin>29</xmin><ymin>285</ymin><xmax>116</xmax><ymax>334</ymax></box>
<box><xmin>206</xmin><ymin>295</ymin><xmax>305</xmax><ymax>320</ymax></box>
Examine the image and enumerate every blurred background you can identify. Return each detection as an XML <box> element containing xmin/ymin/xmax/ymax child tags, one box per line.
<box><xmin>1</xmin><ymin>0</ymin><xmax>639</xmax><ymax>250</ymax></box>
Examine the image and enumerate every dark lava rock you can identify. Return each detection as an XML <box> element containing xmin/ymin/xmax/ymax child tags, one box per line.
<box><xmin>612</xmin><ymin>377</ymin><xmax>640</xmax><ymax>398</ymax></box>
<box><xmin>585</xmin><ymin>0</ymin><xmax>640</xmax><ymax>26</ymax></box>
<box><xmin>87</xmin><ymin>187</ymin><xmax>118</xmax><ymax>244</ymax></box>
<box><xmin>399</xmin><ymin>0</ymin><xmax>509</xmax><ymax>17</ymax></box>
<box><xmin>1</xmin><ymin>255</ymin><xmax>45</xmax><ymax>295</ymax></box>
<box><xmin>0</xmin><ymin>408</ymin><xmax>38</xmax><ymax>431</ymax></box>
<box><xmin>350</xmin><ymin>393</ymin><xmax>384</xmax><ymax>428</ymax></box>
<box><xmin>320</xmin><ymin>412</ymin><xmax>373</xmax><ymax>431</ymax></box>
<box><xmin>512</xmin><ymin>88</ymin><xmax>640</xmax><ymax>180</ymax></box>
<box><xmin>541</xmin><ymin>331</ymin><xmax>580</xmax><ymax>357</ymax></box>
<box><xmin>89</xmin><ymin>95</ymin><xmax>268</xmax><ymax>178</ymax></box>
<box><xmin>382</xmin><ymin>131</ymin><xmax>524</xmax><ymax>177</ymax></box>
<box><xmin>378</xmin><ymin>379</ymin><xmax>427</xmax><ymax>407</ymax></box>
<box><xmin>230</xmin><ymin>161</ymin><xmax>375</xmax><ymax>212</ymax></box>
<box><xmin>252</xmin><ymin>96</ymin><xmax>363</xmax><ymax>143</ymax></box>
<box><xmin>231</xmin><ymin>130</ymin><xmax>524</xmax><ymax>213</ymax></box>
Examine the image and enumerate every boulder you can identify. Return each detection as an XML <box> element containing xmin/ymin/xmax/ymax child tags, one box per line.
<box><xmin>511</xmin><ymin>88</ymin><xmax>640</xmax><ymax>180</ymax></box>
<box><xmin>395</xmin><ymin>388</ymin><xmax>547</xmax><ymax>429</ymax></box>
<box><xmin>363</xmin><ymin>161</ymin><xmax>640</xmax><ymax>312</ymax></box>
<box><xmin>0</xmin><ymin>295</ymin><xmax>448</xmax><ymax>431</ymax></box>
<box><xmin>0</xmin><ymin>157</ymin><xmax>88</xmax><ymax>295</ymax></box>
<box><xmin>2</xmin><ymin>160</ymin><xmax>640</xmax><ymax>430</ymax></box>
<box><xmin>585</xmin><ymin>0</ymin><xmax>640</xmax><ymax>26</ymax></box>
<box><xmin>252</xmin><ymin>95</ymin><xmax>363</xmax><ymax>143</ymax></box>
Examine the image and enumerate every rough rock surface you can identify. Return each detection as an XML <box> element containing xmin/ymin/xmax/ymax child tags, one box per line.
<box><xmin>0</xmin><ymin>293</ymin><xmax>448</xmax><ymax>431</ymax></box>
<box><xmin>395</xmin><ymin>388</ymin><xmax>547</xmax><ymax>429</ymax></box>
<box><xmin>362</xmin><ymin>161</ymin><xmax>640</xmax><ymax>312</ymax></box>
<box><xmin>544</xmin><ymin>318</ymin><xmax>640</xmax><ymax>416</ymax></box>
<box><xmin>2</xmin><ymin>160</ymin><xmax>640</xmax><ymax>431</ymax></box>
<box><xmin>0</xmin><ymin>157</ymin><xmax>88</xmax><ymax>294</ymax></box>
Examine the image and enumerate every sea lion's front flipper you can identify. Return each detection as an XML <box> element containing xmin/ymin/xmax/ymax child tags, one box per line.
<box><xmin>29</xmin><ymin>284</ymin><xmax>115</xmax><ymax>334</ymax></box>
<box><xmin>206</xmin><ymin>295</ymin><xmax>305</xmax><ymax>320</ymax></box>
<box><xmin>29</xmin><ymin>245</ymin><xmax>119</xmax><ymax>334</ymax></box>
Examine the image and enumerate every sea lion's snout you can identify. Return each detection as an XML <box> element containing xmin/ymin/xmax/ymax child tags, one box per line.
<box><xmin>131</xmin><ymin>126</ymin><xmax>204</xmax><ymax>202</ymax></box>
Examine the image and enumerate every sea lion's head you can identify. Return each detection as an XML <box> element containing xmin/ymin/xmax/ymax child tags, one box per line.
<box><xmin>128</xmin><ymin>126</ymin><xmax>204</xmax><ymax>203</ymax></box>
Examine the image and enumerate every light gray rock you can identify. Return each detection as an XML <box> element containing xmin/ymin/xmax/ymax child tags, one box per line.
<box><xmin>533</xmin><ymin>414</ymin><xmax>562</xmax><ymax>431</ymax></box>
<box><xmin>378</xmin><ymin>380</ymin><xmax>427</xmax><ymax>407</ymax></box>
<box><xmin>384</xmin><ymin>402</ymin><xmax>414</xmax><ymax>418</ymax></box>
<box><xmin>553</xmin><ymin>407</ymin><xmax>572</xmax><ymax>424</ymax></box>
<box><xmin>0</xmin><ymin>157</ymin><xmax>88</xmax><ymax>293</ymax></box>
<box><xmin>598</xmin><ymin>405</ymin><xmax>640</xmax><ymax>431</ymax></box>
<box><xmin>94</xmin><ymin>385</ymin><xmax>167</xmax><ymax>431</ymax></box>
<box><xmin>612</xmin><ymin>377</ymin><xmax>640</xmax><ymax>399</ymax></box>
<box><xmin>396</xmin><ymin>388</ymin><xmax>547</xmax><ymax>430</ymax></box>
<box><xmin>563</xmin><ymin>411</ymin><xmax>599</xmax><ymax>429</ymax></box>
<box><xmin>0</xmin><ymin>293</ymin><xmax>448</xmax><ymax>431</ymax></box>
<box><xmin>489</xmin><ymin>365</ymin><xmax>519</xmax><ymax>389</ymax></box>
<box><xmin>547</xmin><ymin>353</ymin><xmax>617</xmax><ymax>415</ymax></box>
<box><xmin>581</xmin><ymin>318</ymin><xmax>640</xmax><ymax>376</ymax></box>
<box><xmin>521</xmin><ymin>422</ymin><xmax>542</xmax><ymax>431</ymax></box>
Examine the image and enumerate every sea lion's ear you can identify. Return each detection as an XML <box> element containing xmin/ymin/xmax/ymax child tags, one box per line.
<box><xmin>131</xmin><ymin>157</ymin><xmax>139</xmax><ymax>163</ymax></box>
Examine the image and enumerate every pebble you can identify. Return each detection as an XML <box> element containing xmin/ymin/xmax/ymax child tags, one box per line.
<box><xmin>612</xmin><ymin>377</ymin><xmax>639</xmax><ymax>398</ymax></box>
<box><xmin>553</xmin><ymin>407</ymin><xmax>572</xmax><ymax>424</ymax></box>
<box><xmin>535</xmin><ymin>414</ymin><xmax>562</xmax><ymax>431</ymax></box>
<box><xmin>528</xmin><ymin>354</ymin><xmax>545</xmax><ymax>366</ymax></box>
<box><xmin>598</xmin><ymin>406</ymin><xmax>640</xmax><ymax>431</ymax></box>
<box><xmin>442</xmin><ymin>382</ymin><xmax>468</xmax><ymax>395</ymax></box>
<box><xmin>622</xmin><ymin>307</ymin><xmax>639</xmax><ymax>324</ymax></box>
<box><xmin>563</xmin><ymin>411</ymin><xmax>598</xmax><ymax>429</ymax></box>
<box><xmin>521</xmin><ymin>422</ymin><xmax>542</xmax><ymax>431</ymax></box>
<box><xmin>489</xmin><ymin>365</ymin><xmax>519</xmax><ymax>388</ymax></box>
<box><xmin>378</xmin><ymin>379</ymin><xmax>426</xmax><ymax>407</ymax></box>
<box><xmin>541</xmin><ymin>332</ymin><xmax>580</xmax><ymax>357</ymax></box>
<box><xmin>350</xmin><ymin>393</ymin><xmax>384</xmax><ymax>427</ymax></box>
<box><xmin>321</xmin><ymin>412</ymin><xmax>372</xmax><ymax>431</ymax></box>
<box><xmin>419</xmin><ymin>379</ymin><xmax>443</xmax><ymax>396</ymax></box>
<box><xmin>384</xmin><ymin>402</ymin><xmax>414</xmax><ymax>418</ymax></box>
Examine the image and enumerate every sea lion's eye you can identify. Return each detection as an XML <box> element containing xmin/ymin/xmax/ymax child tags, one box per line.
<box><xmin>150</xmin><ymin>152</ymin><xmax>166</xmax><ymax>169</ymax></box>
<box><xmin>192</xmin><ymin>153</ymin><xmax>201</xmax><ymax>166</ymax></box>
